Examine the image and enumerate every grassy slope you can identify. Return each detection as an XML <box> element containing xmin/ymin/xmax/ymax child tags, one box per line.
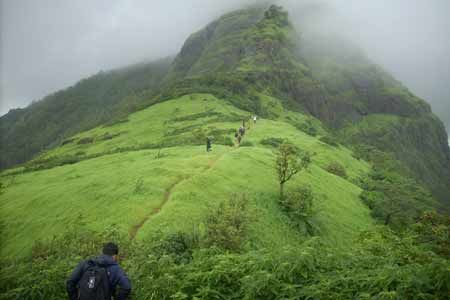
<box><xmin>0</xmin><ymin>57</ymin><xmax>172</xmax><ymax>170</ymax></box>
<box><xmin>0</xmin><ymin>94</ymin><xmax>372</xmax><ymax>258</ymax></box>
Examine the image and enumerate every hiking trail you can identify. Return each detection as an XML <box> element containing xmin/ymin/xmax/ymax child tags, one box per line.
<box><xmin>129</xmin><ymin>149</ymin><xmax>232</xmax><ymax>239</ymax></box>
<box><xmin>129</xmin><ymin>118</ymin><xmax>254</xmax><ymax>239</ymax></box>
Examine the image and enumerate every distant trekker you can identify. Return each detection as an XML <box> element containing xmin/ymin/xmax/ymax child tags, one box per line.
<box><xmin>253</xmin><ymin>115</ymin><xmax>257</xmax><ymax>124</ymax></box>
<box><xmin>239</xmin><ymin>126</ymin><xmax>245</xmax><ymax>136</ymax></box>
<box><xmin>67</xmin><ymin>243</ymin><xmax>131</xmax><ymax>300</ymax></box>
<box><xmin>206</xmin><ymin>136</ymin><xmax>212</xmax><ymax>152</ymax></box>
<box><xmin>237</xmin><ymin>135</ymin><xmax>242</xmax><ymax>145</ymax></box>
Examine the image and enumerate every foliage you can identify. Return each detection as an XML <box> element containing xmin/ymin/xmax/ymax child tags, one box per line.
<box><xmin>149</xmin><ymin>231</ymin><xmax>198</xmax><ymax>264</ymax></box>
<box><xmin>260</xmin><ymin>137</ymin><xmax>284</xmax><ymax>148</ymax></box>
<box><xmin>319</xmin><ymin>135</ymin><xmax>339</xmax><ymax>147</ymax></box>
<box><xmin>0</xmin><ymin>224</ymin><xmax>128</xmax><ymax>300</ymax></box>
<box><xmin>204</xmin><ymin>194</ymin><xmax>251</xmax><ymax>251</ymax></box>
<box><xmin>1</xmin><ymin>5</ymin><xmax>449</xmax><ymax>298</ymax></box>
<box><xmin>133</xmin><ymin>178</ymin><xmax>145</xmax><ymax>194</ymax></box>
<box><xmin>1</xmin><ymin>226</ymin><xmax>449</xmax><ymax>299</ymax></box>
<box><xmin>77</xmin><ymin>137</ymin><xmax>94</xmax><ymax>144</ymax></box>
<box><xmin>326</xmin><ymin>161</ymin><xmax>348</xmax><ymax>179</ymax></box>
<box><xmin>0</xmin><ymin>94</ymin><xmax>375</xmax><ymax>256</ymax></box>
<box><xmin>279</xmin><ymin>185</ymin><xmax>315</xmax><ymax>235</ymax></box>
<box><xmin>295</xmin><ymin>119</ymin><xmax>318</xmax><ymax>136</ymax></box>
<box><xmin>0</xmin><ymin>57</ymin><xmax>172</xmax><ymax>170</ymax></box>
<box><xmin>275</xmin><ymin>142</ymin><xmax>311</xmax><ymax>199</ymax></box>
<box><xmin>341</xmin><ymin>114</ymin><xmax>450</xmax><ymax>205</ymax></box>
<box><xmin>360</xmin><ymin>169</ymin><xmax>435</xmax><ymax>229</ymax></box>
<box><xmin>412</xmin><ymin>211</ymin><xmax>450</xmax><ymax>258</ymax></box>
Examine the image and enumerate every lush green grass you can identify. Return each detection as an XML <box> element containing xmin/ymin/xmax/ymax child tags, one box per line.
<box><xmin>0</xmin><ymin>93</ymin><xmax>372</xmax><ymax>258</ymax></box>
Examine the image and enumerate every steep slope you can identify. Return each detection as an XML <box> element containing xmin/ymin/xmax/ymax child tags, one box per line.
<box><xmin>2</xmin><ymin>5</ymin><xmax>448</xmax><ymax>203</ymax></box>
<box><xmin>299</xmin><ymin>34</ymin><xmax>450</xmax><ymax>204</ymax></box>
<box><xmin>160</xmin><ymin>5</ymin><xmax>450</xmax><ymax>204</ymax></box>
<box><xmin>0</xmin><ymin>93</ymin><xmax>372</xmax><ymax>257</ymax></box>
<box><xmin>0</xmin><ymin>57</ymin><xmax>172</xmax><ymax>169</ymax></box>
<box><xmin>1</xmin><ymin>6</ymin><xmax>449</xmax><ymax>298</ymax></box>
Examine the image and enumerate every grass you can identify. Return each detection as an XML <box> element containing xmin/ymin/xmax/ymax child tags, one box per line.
<box><xmin>0</xmin><ymin>93</ymin><xmax>372</xmax><ymax>258</ymax></box>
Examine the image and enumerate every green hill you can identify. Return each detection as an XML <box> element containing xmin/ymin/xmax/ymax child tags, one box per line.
<box><xmin>0</xmin><ymin>93</ymin><xmax>372</xmax><ymax>257</ymax></box>
<box><xmin>0</xmin><ymin>4</ymin><xmax>449</xmax><ymax>299</ymax></box>
<box><xmin>0</xmin><ymin>57</ymin><xmax>172</xmax><ymax>169</ymax></box>
<box><xmin>2</xmin><ymin>5</ymin><xmax>448</xmax><ymax>203</ymax></box>
<box><xmin>159</xmin><ymin>5</ymin><xmax>450</xmax><ymax>204</ymax></box>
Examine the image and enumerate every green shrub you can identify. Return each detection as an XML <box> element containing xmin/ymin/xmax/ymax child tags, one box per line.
<box><xmin>77</xmin><ymin>137</ymin><xmax>94</xmax><ymax>145</ymax></box>
<box><xmin>133</xmin><ymin>178</ymin><xmax>145</xmax><ymax>194</ymax></box>
<box><xmin>204</xmin><ymin>194</ymin><xmax>250</xmax><ymax>251</ymax></box>
<box><xmin>260</xmin><ymin>137</ymin><xmax>284</xmax><ymax>147</ymax></box>
<box><xmin>151</xmin><ymin>232</ymin><xmax>197</xmax><ymax>263</ymax></box>
<box><xmin>326</xmin><ymin>161</ymin><xmax>348</xmax><ymax>178</ymax></box>
<box><xmin>319</xmin><ymin>135</ymin><xmax>339</xmax><ymax>147</ymax></box>
<box><xmin>359</xmin><ymin>169</ymin><xmax>435</xmax><ymax>229</ymax></box>
<box><xmin>280</xmin><ymin>185</ymin><xmax>315</xmax><ymax>234</ymax></box>
<box><xmin>239</xmin><ymin>140</ymin><xmax>254</xmax><ymax>147</ymax></box>
<box><xmin>61</xmin><ymin>138</ymin><xmax>76</xmax><ymax>145</ymax></box>
<box><xmin>1</xmin><ymin>223</ymin><xmax>449</xmax><ymax>299</ymax></box>
<box><xmin>295</xmin><ymin>120</ymin><xmax>317</xmax><ymax>136</ymax></box>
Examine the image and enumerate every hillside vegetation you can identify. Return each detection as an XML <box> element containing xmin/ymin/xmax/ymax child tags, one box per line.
<box><xmin>0</xmin><ymin>93</ymin><xmax>372</xmax><ymax>257</ymax></box>
<box><xmin>1</xmin><ymin>93</ymin><xmax>448</xmax><ymax>299</ymax></box>
<box><xmin>0</xmin><ymin>4</ymin><xmax>449</xmax><ymax>299</ymax></box>
<box><xmin>2</xmin><ymin>5</ymin><xmax>449</xmax><ymax>203</ymax></box>
<box><xmin>0</xmin><ymin>57</ymin><xmax>172</xmax><ymax>169</ymax></box>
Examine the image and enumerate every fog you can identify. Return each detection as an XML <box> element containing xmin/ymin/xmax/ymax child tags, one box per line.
<box><xmin>1</xmin><ymin>0</ymin><xmax>449</xmax><ymax>131</ymax></box>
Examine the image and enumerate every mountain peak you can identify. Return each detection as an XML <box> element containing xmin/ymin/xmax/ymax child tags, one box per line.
<box><xmin>1</xmin><ymin>4</ymin><xmax>449</xmax><ymax>204</ymax></box>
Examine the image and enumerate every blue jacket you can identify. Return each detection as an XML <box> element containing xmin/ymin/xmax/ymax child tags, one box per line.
<box><xmin>67</xmin><ymin>255</ymin><xmax>131</xmax><ymax>300</ymax></box>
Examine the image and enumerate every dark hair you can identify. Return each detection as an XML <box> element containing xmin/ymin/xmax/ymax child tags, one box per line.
<box><xmin>103</xmin><ymin>242</ymin><xmax>119</xmax><ymax>256</ymax></box>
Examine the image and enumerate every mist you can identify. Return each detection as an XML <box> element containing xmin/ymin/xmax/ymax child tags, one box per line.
<box><xmin>1</xmin><ymin>0</ymin><xmax>449</xmax><ymax>131</ymax></box>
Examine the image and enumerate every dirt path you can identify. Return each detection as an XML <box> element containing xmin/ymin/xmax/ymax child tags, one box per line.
<box><xmin>129</xmin><ymin>150</ymin><xmax>231</xmax><ymax>239</ymax></box>
<box><xmin>129</xmin><ymin>115</ymin><xmax>256</xmax><ymax>239</ymax></box>
<box><xmin>129</xmin><ymin>178</ymin><xmax>184</xmax><ymax>239</ymax></box>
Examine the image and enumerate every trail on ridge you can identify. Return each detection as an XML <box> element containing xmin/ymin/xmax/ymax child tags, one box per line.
<box><xmin>129</xmin><ymin>149</ymin><xmax>232</xmax><ymax>239</ymax></box>
<box><xmin>129</xmin><ymin>119</ymin><xmax>254</xmax><ymax>239</ymax></box>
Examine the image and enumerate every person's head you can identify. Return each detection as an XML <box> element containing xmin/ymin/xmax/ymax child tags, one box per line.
<box><xmin>103</xmin><ymin>242</ymin><xmax>119</xmax><ymax>261</ymax></box>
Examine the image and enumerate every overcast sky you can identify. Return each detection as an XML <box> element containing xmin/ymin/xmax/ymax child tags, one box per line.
<box><xmin>1</xmin><ymin>0</ymin><xmax>449</xmax><ymax>130</ymax></box>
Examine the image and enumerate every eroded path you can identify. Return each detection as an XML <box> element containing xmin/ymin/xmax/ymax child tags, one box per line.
<box><xmin>129</xmin><ymin>149</ymin><xmax>231</xmax><ymax>239</ymax></box>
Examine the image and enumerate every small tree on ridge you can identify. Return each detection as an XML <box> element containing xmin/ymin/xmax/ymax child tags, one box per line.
<box><xmin>275</xmin><ymin>142</ymin><xmax>311</xmax><ymax>199</ymax></box>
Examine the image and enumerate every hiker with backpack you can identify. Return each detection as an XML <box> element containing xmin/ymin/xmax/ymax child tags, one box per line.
<box><xmin>67</xmin><ymin>242</ymin><xmax>131</xmax><ymax>300</ymax></box>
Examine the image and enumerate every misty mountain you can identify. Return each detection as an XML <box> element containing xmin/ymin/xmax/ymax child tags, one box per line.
<box><xmin>1</xmin><ymin>5</ymin><xmax>449</xmax><ymax>298</ymax></box>
<box><xmin>1</xmin><ymin>4</ymin><xmax>449</xmax><ymax>204</ymax></box>
<box><xmin>159</xmin><ymin>5</ymin><xmax>450</xmax><ymax>203</ymax></box>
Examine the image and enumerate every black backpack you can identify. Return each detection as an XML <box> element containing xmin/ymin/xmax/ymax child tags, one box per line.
<box><xmin>78</xmin><ymin>260</ymin><xmax>111</xmax><ymax>300</ymax></box>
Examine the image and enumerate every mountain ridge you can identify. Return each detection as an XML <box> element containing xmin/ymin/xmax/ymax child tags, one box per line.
<box><xmin>159</xmin><ymin>5</ymin><xmax>450</xmax><ymax>204</ymax></box>
<box><xmin>1</xmin><ymin>4</ymin><xmax>449</xmax><ymax>203</ymax></box>
<box><xmin>1</xmin><ymin>5</ymin><xmax>449</xmax><ymax>299</ymax></box>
